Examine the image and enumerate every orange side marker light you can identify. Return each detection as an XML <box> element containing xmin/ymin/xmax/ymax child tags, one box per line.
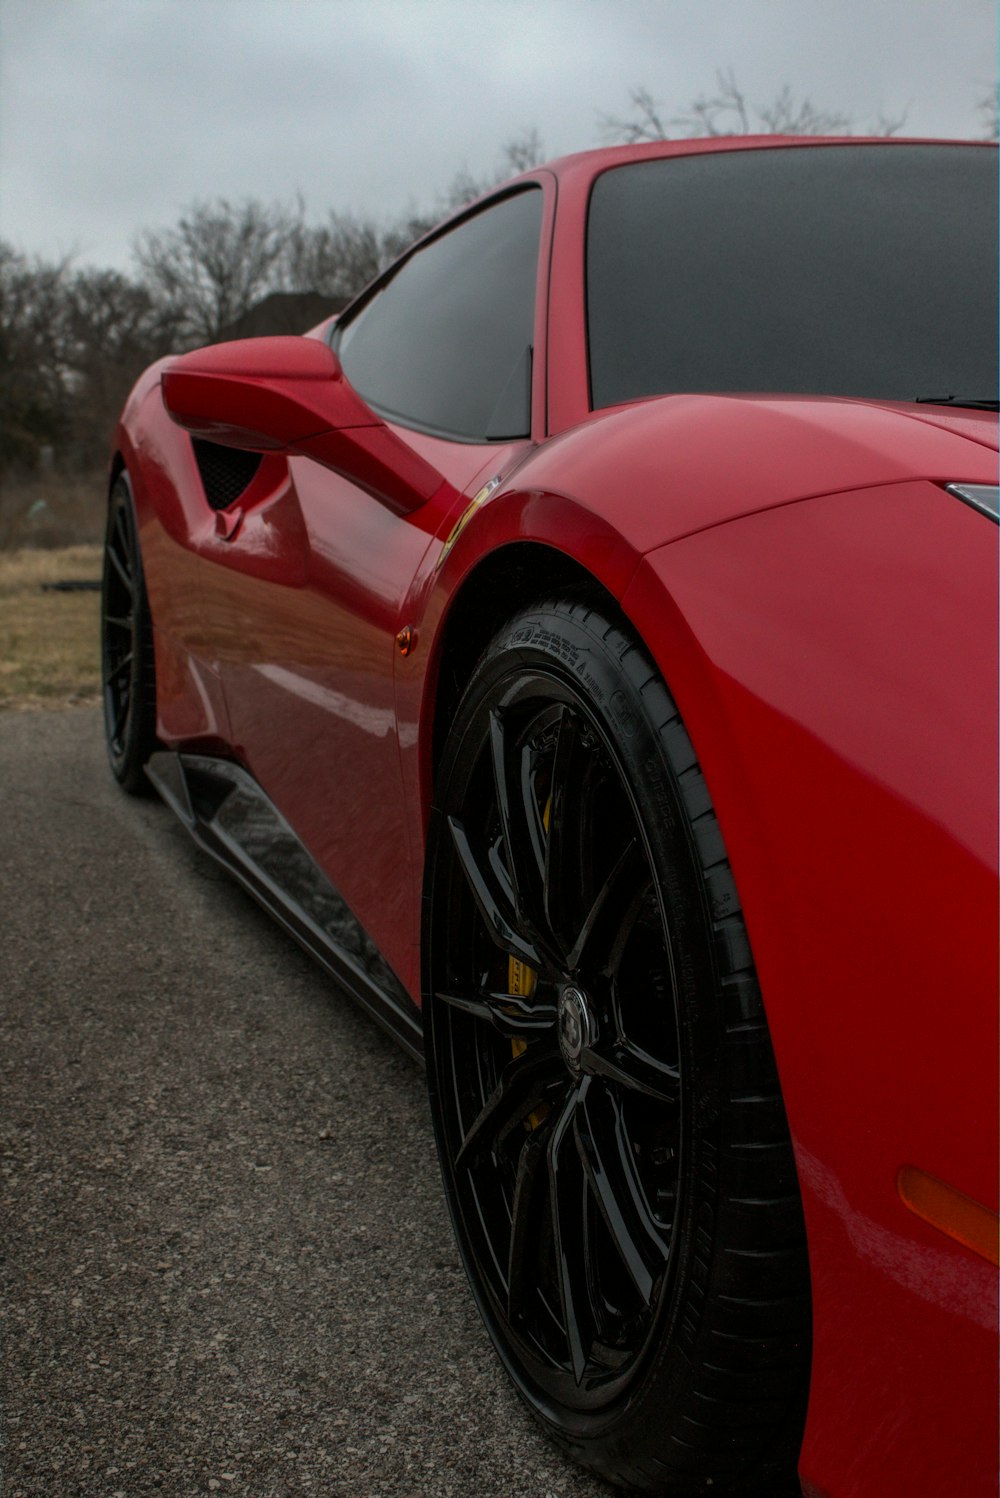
<box><xmin>897</xmin><ymin>1165</ymin><xmax>999</xmax><ymax>1267</ymax></box>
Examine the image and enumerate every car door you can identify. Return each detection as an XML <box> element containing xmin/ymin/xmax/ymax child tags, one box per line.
<box><xmin>197</xmin><ymin>184</ymin><xmax>550</xmax><ymax>996</ymax></box>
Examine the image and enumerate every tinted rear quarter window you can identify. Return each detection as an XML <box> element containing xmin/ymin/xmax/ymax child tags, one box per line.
<box><xmin>587</xmin><ymin>145</ymin><xmax>999</xmax><ymax>407</ymax></box>
<box><xmin>337</xmin><ymin>188</ymin><xmax>542</xmax><ymax>440</ymax></box>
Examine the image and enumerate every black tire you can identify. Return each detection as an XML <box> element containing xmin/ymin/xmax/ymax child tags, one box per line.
<box><xmin>101</xmin><ymin>472</ymin><xmax>158</xmax><ymax>795</ymax></box>
<box><xmin>424</xmin><ymin>598</ymin><xmax>810</xmax><ymax>1494</ymax></box>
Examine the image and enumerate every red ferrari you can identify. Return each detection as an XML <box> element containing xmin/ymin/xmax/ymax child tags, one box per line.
<box><xmin>103</xmin><ymin>137</ymin><xmax>998</xmax><ymax>1497</ymax></box>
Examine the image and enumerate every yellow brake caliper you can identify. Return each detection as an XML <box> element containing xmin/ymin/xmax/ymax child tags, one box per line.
<box><xmin>508</xmin><ymin>952</ymin><xmax>537</xmax><ymax>1059</ymax></box>
<box><xmin>509</xmin><ymin>953</ymin><xmax>548</xmax><ymax>1132</ymax></box>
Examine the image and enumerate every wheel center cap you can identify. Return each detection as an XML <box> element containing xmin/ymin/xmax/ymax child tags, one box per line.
<box><xmin>558</xmin><ymin>986</ymin><xmax>597</xmax><ymax>1073</ymax></box>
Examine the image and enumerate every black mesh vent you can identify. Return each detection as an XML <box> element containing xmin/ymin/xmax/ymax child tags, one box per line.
<box><xmin>191</xmin><ymin>438</ymin><xmax>262</xmax><ymax>511</ymax></box>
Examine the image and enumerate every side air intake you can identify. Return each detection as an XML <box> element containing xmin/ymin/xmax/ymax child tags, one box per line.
<box><xmin>191</xmin><ymin>438</ymin><xmax>262</xmax><ymax>511</ymax></box>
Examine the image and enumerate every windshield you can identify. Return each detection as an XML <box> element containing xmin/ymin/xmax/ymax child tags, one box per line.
<box><xmin>586</xmin><ymin>144</ymin><xmax>998</xmax><ymax>409</ymax></box>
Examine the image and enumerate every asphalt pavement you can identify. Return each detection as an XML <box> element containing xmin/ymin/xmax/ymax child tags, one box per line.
<box><xmin>1</xmin><ymin>708</ymin><xmax>614</xmax><ymax>1498</ymax></box>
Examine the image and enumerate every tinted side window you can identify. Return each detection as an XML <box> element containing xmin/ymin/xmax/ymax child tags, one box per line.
<box><xmin>587</xmin><ymin>145</ymin><xmax>999</xmax><ymax>408</ymax></box>
<box><xmin>337</xmin><ymin>189</ymin><xmax>542</xmax><ymax>441</ymax></box>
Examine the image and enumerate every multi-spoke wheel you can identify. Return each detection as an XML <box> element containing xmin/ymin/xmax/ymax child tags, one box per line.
<box><xmin>425</xmin><ymin>599</ymin><xmax>810</xmax><ymax>1494</ymax></box>
<box><xmin>101</xmin><ymin>473</ymin><xmax>157</xmax><ymax>794</ymax></box>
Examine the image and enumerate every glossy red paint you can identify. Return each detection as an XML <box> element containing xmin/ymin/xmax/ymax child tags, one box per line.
<box><xmin>163</xmin><ymin>336</ymin><xmax>447</xmax><ymax>515</ymax></box>
<box><xmin>112</xmin><ymin>137</ymin><xmax>999</xmax><ymax>1498</ymax></box>
<box><xmin>623</xmin><ymin>483</ymin><xmax>998</xmax><ymax>1498</ymax></box>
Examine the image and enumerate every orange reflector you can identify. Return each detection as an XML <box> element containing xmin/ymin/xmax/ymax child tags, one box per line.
<box><xmin>897</xmin><ymin>1166</ymin><xmax>999</xmax><ymax>1267</ymax></box>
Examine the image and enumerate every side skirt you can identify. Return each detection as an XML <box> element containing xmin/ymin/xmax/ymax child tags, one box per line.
<box><xmin>146</xmin><ymin>750</ymin><xmax>424</xmax><ymax>1064</ymax></box>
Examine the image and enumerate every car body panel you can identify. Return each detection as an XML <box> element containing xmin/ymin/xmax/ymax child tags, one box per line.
<box><xmin>436</xmin><ymin>389</ymin><xmax>999</xmax><ymax>558</ymax></box>
<box><xmin>122</xmin><ymin>366</ymin><xmax>531</xmax><ymax>992</ymax></box>
<box><xmin>196</xmin><ymin>435</ymin><xmax>526</xmax><ymax>995</ymax></box>
<box><xmin>110</xmin><ymin>136</ymin><xmax>999</xmax><ymax>1498</ymax></box>
<box><xmin>623</xmin><ymin>481</ymin><xmax>998</xmax><ymax>1498</ymax></box>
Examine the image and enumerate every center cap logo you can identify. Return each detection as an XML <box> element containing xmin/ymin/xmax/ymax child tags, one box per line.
<box><xmin>558</xmin><ymin>987</ymin><xmax>595</xmax><ymax>1072</ymax></box>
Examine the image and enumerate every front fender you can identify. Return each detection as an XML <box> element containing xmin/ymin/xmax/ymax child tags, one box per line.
<box><xmin>622</xmin><ymin>477</ymin><xmax>997</xmax><ymax>1498</ymax></box>
<box><xmin>511</xmin><ymin>392</ymin><xmax>998</xmax><ymax>554</ymax></box>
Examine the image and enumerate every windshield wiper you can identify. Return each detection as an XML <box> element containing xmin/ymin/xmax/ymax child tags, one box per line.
<box><xmin>913</xmin><ymin>395</ymin><xmax>999</xmax><ymax>412</ymax></box>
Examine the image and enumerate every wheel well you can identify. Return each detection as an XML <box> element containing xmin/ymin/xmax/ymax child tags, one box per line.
<box><xmin>430</xmin><ymin>542</ymin><xmax>618</xmax><ymax>777</ymax></box>
<box><xmin>108</xmin><ymin>452</ymin><xmax>125</xmax><ymax>495</ymax></box>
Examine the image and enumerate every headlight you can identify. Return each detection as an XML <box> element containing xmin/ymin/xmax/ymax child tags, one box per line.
<box><xmin>946</xmin><ymin>484</ymin><xmax>999</xmax><ymax>522</ymax></box>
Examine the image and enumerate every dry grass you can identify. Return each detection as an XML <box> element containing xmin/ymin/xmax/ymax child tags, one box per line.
<box><xmin>0</xmin><ymin>546</ymin><xmax>104</xmax><ymax>711</ymax></box>
<box><xmin>1</xmin><ymin>471</ymin><xmax>107</xmax><ymax>550</ymax></box>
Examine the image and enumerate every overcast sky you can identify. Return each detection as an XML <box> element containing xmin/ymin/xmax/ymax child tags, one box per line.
<box><xmin>1</xmin><ymin>0</ymin><xmax>995</xmax><ymax>272</ymax></box>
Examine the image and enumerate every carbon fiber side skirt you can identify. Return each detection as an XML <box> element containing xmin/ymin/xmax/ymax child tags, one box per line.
<box><xmin>146</xmin><ymin>751</ymin><xmax>424</xmax><ymax>1064</ymax></box>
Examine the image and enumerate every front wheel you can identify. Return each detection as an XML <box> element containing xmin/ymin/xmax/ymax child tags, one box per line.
<box><xmin>424</xmin><ymin>598</ymin><xmax>809</xmax><ymax>1494</ymax></box>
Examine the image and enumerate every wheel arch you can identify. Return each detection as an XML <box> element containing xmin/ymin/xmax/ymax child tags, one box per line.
<box><xmin>427</xmin><ymin>540</ymin><xmax>622</xmax><ymax>783</ymax></box>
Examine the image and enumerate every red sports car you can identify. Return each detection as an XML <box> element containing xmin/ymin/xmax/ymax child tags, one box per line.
<box><xmin>103</xmin><ymin>136</ymin><xmax>998</xmax><ymax>1497</ymax></box>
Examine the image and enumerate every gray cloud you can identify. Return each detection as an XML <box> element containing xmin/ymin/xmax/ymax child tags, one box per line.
<box><xmin>1</xmin><ymin>0</ymin><xmax>994</xmax><ymax>270</ymax></box>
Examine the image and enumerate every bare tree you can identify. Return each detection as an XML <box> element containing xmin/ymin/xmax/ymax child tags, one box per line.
<box><xmin>380</xmin><ymin>208</ymin><xmax>440</xmax><ymax>266</ymax></box>
<box><xmin>500</xmin><ymin>126</ymin><xmax>546</xmax><ymax>174</ymax></box>
<box><xmin>343</xmin><ymin>130</ymin><xmax>550</xmax><ymax>278</ymax></box>
<box><xmin>0</xmin><ymin>244</ymin><xmax>181</xmax><ymax>474</ymax></box>
<box><xmin>979</xmin><ymin>82</ymin><xmax>999</xmax><ymax>140</ymax></box>
<box><xmin>133</xmin><ymin>198</ymin><xmax>300</xmax><ymax>345</ymax></box>
<box><xmin>437</xmin><ymin>128</ymin><xmax>547</xmax><ymax>214</ymax></box>
<box><xmin>598</xmin><ymin>85</ymin><xmax>672</xmax><ymax>144</ymax></box>
<box><xmin>60</xmin><ymin>268</ymin><xmax>178</xmax><ymax>464</ymax></box>
<box><xmin>0</xmin><ymin>244</ymin><xmax>73</xmax><ymax>472</ymax></box>
<box><xmin>286</xmin><ymin>212</ymin><xmax>386</xmax><ymax>302</ymax></box>
<box><xmin>125</xmin><ymin>134</ymin><xmax>547</xmax><ymax>347</ymax></box>
<box><xmin>601</xmin><ymin>69</ymin><xmax>906</xmax><ymax>142</ymax></box>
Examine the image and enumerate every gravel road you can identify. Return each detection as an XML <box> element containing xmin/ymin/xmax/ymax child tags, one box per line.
<box><xmin>1</xmin><ymin>709</ymin><xmax>615</xmax><ymax>1498</ymax></box>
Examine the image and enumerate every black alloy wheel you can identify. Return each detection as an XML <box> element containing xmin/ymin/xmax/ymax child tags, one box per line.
<box><xmin>101</xmin><ymin>473</ymin><xmax>157</xmax><ymax>794</ymax></box>
<box><xmin>425</xmin><ymin>598</ymin><xmax>810</xmax><ymax>1494</ymax></box>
